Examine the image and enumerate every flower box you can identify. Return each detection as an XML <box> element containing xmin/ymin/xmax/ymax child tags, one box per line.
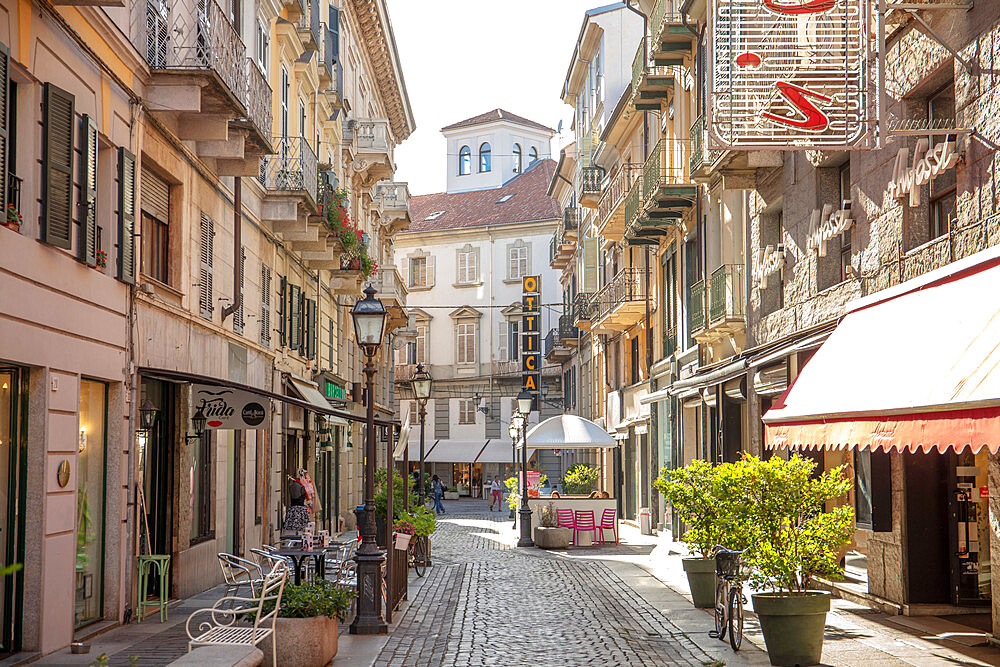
<box><xmin>394</xmin><ymin>532</ymin><xmax>412</xmax><ymax>551</ymax></box>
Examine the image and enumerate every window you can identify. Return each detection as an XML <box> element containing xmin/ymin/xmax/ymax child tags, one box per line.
<box><xmin>458</xmin><ymin>146</ymin><xmax>471</xmax><ymax>175</ymax></box>
<box><xmin>410</xmin><ymin>256</ymin><xmax>427</xmax><ymax>287</ymax></box>
<box><xmin>509</xmin><ymin>244</ymin><xmax>528</xmax><ymax>280</ymax></box>
<box><xmin>415</xmin><ymin>324</ymin><xmax>427</xmax><ymax>364</ymax></box>
<box><xmin>508</xmin><ymin>320</ymin><xmax>519</xmax><ymax>362</ymax></box>
<box><xmin>140</xmin><ymin>167</ymin><xmax>170</xmax><ymax>284</ymax></box>
<box><xmin>458</xmin><ymin>399</ymin><xmax>476</xmax><ymax>424</ymax></box>
<box><xmin>854</xmin><ymin>449</ymin><xmax>892</xmax><ymax>532</ymax></box>
<box><xmin>928</xmin><ymin>83</ymin><xmax>957</xmax><ymax>241</ymax></box>
<box><xmin>299</xmin><ymin>100</ymin><xmax>306</xmax><ymax>140</ymax></box>
<box><xmin>529</xmin><ymin>146</ymin><xmax>538</xmax><ymax>164</ymax></box>
<box><xmin>198</xmin><ymin>213</ymin><xmax>214</xmax><ymax>319</ymax></box>
<box><xmin>662</xmin><ymin>248</ymin><xmax>676</xmax><ymax>356</ymax></box>
<box><xmin>256</xmin><ymin>19</ymin><xmax>269</xmax><ymax>72</ymax></box>
<box><xmin>479</xmin><ymin>142</ymin><xmax>491</xmax><ymax>173</ymax></box>
<box><xmin>280</xmin><ymin>67</ymin><xmax>289</xmax><ymax>137</ymax></box>
<box><xmin>630</xmin><ymin>336</ymin><xmax>640</xmax><ymax>385</ymax></box>
<box><xmin>191</xmin><ymin>430</ymin><xmax>213</xmax><ymax>542</ymax></box>
<box><xmin>457</xmin><ymin>248</ymin><xmax>478</xmax><ymax>283</ymax></box>
<box><xmin>513</xmin><ymin>143</ymin><xmax>522</xmax><ymax>174</ymax></box>
<box><xmin>839</xmin><ymin>162</ymin><xmax>852</xmax><ymax>282</ymax></box>
<box><xmin>457</xmin><ymin>322</ymin><xmax>476</xmax><ymax>364</ymax></box>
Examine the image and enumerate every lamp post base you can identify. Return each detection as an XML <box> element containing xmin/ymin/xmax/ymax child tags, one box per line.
<box><xmin>350</xmin><ymin>505</ymin><xmax>387</xmax><ymax>635</ymax></box>
<box><xmin>517</xmin><ymin>506</ymin><xmax>534</xmax><ymax>547</ymax></box>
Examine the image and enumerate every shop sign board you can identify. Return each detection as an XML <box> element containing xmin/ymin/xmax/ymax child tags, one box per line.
<box><xmin>754</xmin><ymin>244</ymin><xmax>785</xmax><ymax>289</ymax></box>
<box><xmin>807</xmin><ymin>201</ymin><xmax>853</xmax><ymax>256</ymax></box>
<box><xmin>192</xmin><ymin>384</ymin><xmax>270</xmax><ymax>430</ymax></box>
<box><xmin>710</xmin><ymin>0</ymin><xmax>879</xmax><ymax>150</ymax></box>
<box><xmin>521</xmin><ymin>275</ymin><xmax>540</xmax><ymax>407</ymax></box>
<box><xmin>886</xmin><ymin>138</ymin><xmax>959</xmax><ymax>207</ymax></box>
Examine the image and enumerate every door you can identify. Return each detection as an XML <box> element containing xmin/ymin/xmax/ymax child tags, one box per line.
<box><xmin>138</xmin><ymin>380</ymin><xmax>174</xmax><ymax>595</ymax></box>
<box><xmin>225</xmin><ymin>431</ymin><xmax>244</xmax><ymax>556</ymax></box>
<box><xmin>0</xmin><ymin>369</ymin><xmax>25</xmax><ymax>657</ymax></box>
<box><xmin>721</xmin><ymin>396</ymin><xmax>742</xmax><ymax>463</ymax></box>
<box><xmin>949</xmin><ymin>451</ymin><xmax>991</xmax><ymax>605</ymax></box>
<box><xmin>623</xmin><ymin>431</ymin><xmax>637</xmax><ymax>521</ymax></box>
<box><xmin>905</xmin><ymin>451</ymin><xmax>950</xmax><ymax>604</ymax></box>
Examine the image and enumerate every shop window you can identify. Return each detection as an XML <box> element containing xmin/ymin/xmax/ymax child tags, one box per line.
<box><xmin>854</xmin><ymin>448</ymin><xmax>892</xmax><ymax>532</ymax></box>
<box><xmin>191</xmin><ymin>430</ymin><xmax>214</xmax><ymax>543</ymax></box>
<box><xmin>928</xmin><ymin>84</ymin><xmax>957</xmax><ymax>240</ymax></box>
<box><xmin>77</xmin><ymin>379</ymin><xmax>107</xmax><ymax>628</ymax></box>
<box><xmin>816</xmin><ymin>160</ymin><xmax>852</xmax><ymax>292</ymax></box>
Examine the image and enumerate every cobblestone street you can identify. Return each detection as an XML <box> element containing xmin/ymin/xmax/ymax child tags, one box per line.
<box><xmin>375</xmin><ymin>508</ymin><xmax>716</xmax><ymax>667</ymax></box>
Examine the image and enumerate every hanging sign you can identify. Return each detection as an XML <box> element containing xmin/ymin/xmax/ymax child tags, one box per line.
<box><xmin>807</xmin><ymin>201</ymin><xmax>853</xmax><ymax>256</ymax></box>
<box><xmin>521</xmin><ymin>275</ymin><xmax>540</xmax><ymax>408</ymax></box>
<box><xmin>711</xmin><ymin>0</ymin><xmax>878</xmax><ymax>150</ymax></box>
<box><xmin>886</xmin><ymin>138</ymin><xmax>959</xmax><ymax>207</ymax></box>
<box><xmin>754</xmin><ymin>245</ymin><xmax>785</xmax><ymax>289</ymax></box>
<box><xmin>192</xmin><ymin>384</ymin><xmax>271</xmax><ymax>430</ymax></box>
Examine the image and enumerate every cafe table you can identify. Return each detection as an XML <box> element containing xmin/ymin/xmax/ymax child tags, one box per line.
<box><xmin>273</xmin><ymin>547</ymin><xmax>332</xmax><ymax>585</ymax></box>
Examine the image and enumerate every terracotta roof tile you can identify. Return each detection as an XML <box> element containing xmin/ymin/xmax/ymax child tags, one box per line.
<box><xmin>441</xmin><ymin>108</ymin><xmax>555</xmax><ymax>134</ymax></box>
<box><xmin>406</xmin><ymin>160</ymin><xmax>561</xmax><ymax>233</ymax></box>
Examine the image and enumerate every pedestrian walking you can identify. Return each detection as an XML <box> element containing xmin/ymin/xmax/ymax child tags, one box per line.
<box><xmin>283</xmin><ymin>474</ymin><xmax>309</xmax><ymax>532</ymax></box>
<box><xmin>432</xmin><ymin>474</ymin><xmax>446</xmax><ymax>514</ymax></box>
<box><xmin>489</xmin><ymin>476</ymin><xmax>503</xmax><ymax>511</ymax></box>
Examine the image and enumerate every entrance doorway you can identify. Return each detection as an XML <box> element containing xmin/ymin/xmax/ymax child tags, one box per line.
<box><xmin>904</xmin><ymin>451</ymin><xmax>949</xmax><ymax>604</ymax></box>
<box><xmin>0</xmin><ymin>369</ymin><xmax>26</xmax><ymax>657</ymax></box>
<box><xmin>138</xmin><ymin>380</ymin><xmax>174</xmax><ymax>596</ymax></box>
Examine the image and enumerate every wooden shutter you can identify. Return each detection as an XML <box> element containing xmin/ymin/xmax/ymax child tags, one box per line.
<box><xmin>79</xmin><ymin>115</ymin><xmax>98</xmax><ymax>266</ymax></box>
<box><xmin>42</xmin><ymin>83</ymin><xmax>74</xmax><ymax>249</ymax></box>
<box><xmin>427</xmin><ymin>254</ymin><xmax>436</xmax><ymax>286</ymax></box>
<box><xmin>289</xmin><ymin>283</ymin><xmax>301</xmax><ymax>350</ymax></box>
<box><xmin>141</xmin><ymin>166</ymin><xmax>170</xmax><ymax>222</ymax></box>
<box><xmin>260</xmin><ymin>264</ymin><xmax>271</xmax><ymax>347</ymax></box>
<box><xmin>0</xmin><ymin>43</ymin><xmax>9</xmax><ymax>217</ymax></box>
<box><xmin>234</xmin><ymin>246</ymin><xmax>245</xmax><ymax>334</ymax></box>
<box><xmin>278</xmin><ymin>275</ymin><xmax>287</xmax><ymax>346</ymax></box>
<box><xmin>327</xmin><ymin>316</ymin><xmax>334</xmax><ymax>367</ymax></box>
<box><xmin>306</xmin><ymin>298</ymin><xmax>317</xmax><ymax>360</ymax></box>
<box><xmin>583</xmin><ymin>237</ymin><xmax>599</xmax><ymax>293</ymax></box>
<box><xmin>328</xmin><ymin>6</ymin><xmax>339</xmax><ymax>58</ymax></box>
<box><xmin>117</xmin><ymin>147</ymin><xmax>136</xmax><ymax>283</ymax></box>
<box><xmin>199</xmin><ymin>213</ymin><xmax>214</xmax><ymax>317</ymax></box>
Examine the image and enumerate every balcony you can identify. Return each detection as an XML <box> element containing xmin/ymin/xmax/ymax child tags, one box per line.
<box><xmin>558</xmin><ymin>313</ymin><xmax>579</xmax><ymax>346</ymax></box>
<box><xmin>377</xmin><ymin>182</ymin><xmax>411</xmax><ymax>235</ymax></box>
<box><xmin>370</xmin><ymin>267</ymin><xmax>407</xmax><ymax>309</ymax></box>
<box><xmin>579</xmin><ymin>166</ymin><xmax>603</xmax><ymax>209</ymax></box>
<box><xmin>229</xmin><ymin>58</ymin><xmax>273</xmax><ymax>160</ymax></box>
<box><xmin>631</xmin><ymin>37</ymin><xmax>673</xmax><ymax>112</ymax></box>
<box><xmin>689</xmin><ymin>114</ymin><xmax>724</xmax><ymax>179</ymax></box>
<box><xmin>625</xmin><ymin>139</ymin><xmax>695</xmax><ymax>245</ymax></box>
<box><xmin>689</xmin><ymin>279</ymin><xmax>706</xmax><ymax>335</ymax></box>
<box><xmin>261</xmin><ymin>137</ymin><xmax>324</xmax><ymax>257</ymax></box>
<box><xmin>138</xmin><ymin>0</ymin><xmax>258</xmax><ymax>168</ymax></box>
<box><xmin>649</xmin><ymin>0</ymin><xmax>695</xmax><ymax>65</ymax></box>
<box><xmin>706</xmin><ymin>264</ymin><xmax>745</xmax><ymax>334</ymax></box>
<box><xmin>573</xmin><ymin>293</ymin><xmax>594</xmax><ymax>332</ymax></box>
<box><xmin>318</xmin><ymin>22</ymin><xmax>340</xmax><ymax>96</ymax></box>
<box><xmin>563</xmin><ymin>206</ymin><xmax>580</xmax><ymax>238</ymax></box>
<box><xmin>549</xmin><ymin>226</ymin><xmax>575</xmax><ymax>271</ymax></box>
<box><xmin>296</xmin><ymin>0</ymin><xmax>321</xmax><ymax>51</ymax></box>
<box><xmin>345</xmin><ymin>118</ymin><xmax>393</xmax><ymax>186</ymax></box>
<box><xmin>544</xmin><ymin>328</ymin><xmax>572</xmax><ymax>363</ymax></box>
<box><xmin>592</xmin><ymin>268</ymin><xmax>648</xmax><ymax>333</ymax></box>
<box><xmin>597</xmin><ymin>163</ymin><xmax>641</xmax><ymax>242</ymax></box>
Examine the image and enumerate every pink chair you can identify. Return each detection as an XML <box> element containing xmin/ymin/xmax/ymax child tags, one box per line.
<box><xmin>556</xmin><ymin>508</ymin><xmax>575</xmax><ymax>531</ymax></box>
<box><xmin>573</xmin><ymin>510</ymin><xmax>598</xmax><ymax>547</ymax></box>
<box><xmin>597</xmin><ymin>508</ymin><xmax>618</xmax><ymax>545</ymax></box>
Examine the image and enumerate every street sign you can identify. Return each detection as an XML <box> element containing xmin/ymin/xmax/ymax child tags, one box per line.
<box><xmin>710</xmin><ymin>0</ymin><xmax>879</xmax><ymax>150</ymax></box>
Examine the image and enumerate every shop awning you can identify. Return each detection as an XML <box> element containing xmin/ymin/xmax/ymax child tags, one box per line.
<box><xmin>475</xmin><ymin>440</ymin><xmax>531</xmax><ymax>463</ymax></box>
<box><xmin>669</xmin><ymin>358</ymin><xmax>746</xmax><ymax>395</ymax></box>
<box><xmin>765</xmin><ymin>252</ymin><xmax>1000</xmax><ymax>454</ymax></box>
<box><xmin>526</xmin><ymin>415</ymin><xmax>617</xmax><ymax>449</ymax></box>
<box><xmin>424</xmin><ymin>441</ymin><xmax>490</xmax><ymax>463</ymax></box>
<box><xmin>286</xmin><ymin>377</ymin><xmax>335</xmax><ymax>413</ymax></box>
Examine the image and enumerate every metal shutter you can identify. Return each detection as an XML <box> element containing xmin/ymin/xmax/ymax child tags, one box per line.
<box><xmin>141</xmin><ymin>166</ymin><xmax>169</xmax><ymax>223</ymax></box>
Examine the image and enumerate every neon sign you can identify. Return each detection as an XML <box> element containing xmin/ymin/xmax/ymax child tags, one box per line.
<box><xmin>711</xmin><ymin>0</ymin><xmax>879</xmax><ymax>150</ymax></box>
<box><xmin>754</xmin><ymin>245</ymin><xmax>785</xmax><ymax>289</ymax></box>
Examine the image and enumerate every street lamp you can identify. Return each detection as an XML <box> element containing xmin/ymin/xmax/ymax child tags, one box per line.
<box><xmin>508</xmin><ymin>415</ymin><xmax>523</xmax><ymax>524</ymax></box>
<box><xmin>349</xmin><ymin>285</ymin><xmax>388</xmax><ymax>635</ymax></box>
<box><xmin>138</xmin><ymin>399</ymin><xmax>159</xmax><ymax>432</ymax></box>
<box><xmin>410</xmin><ymin>363</ymin><xmax>432</xmax><ymax>507</ymax></box>
<box><xmin>184</xmin><ymin>406</ymin><xmax>208</xmax><ymax>443</ymax></box>
<box><xmin>516</xmin><ymin>390</ymin><xmax>534</xmax><ymax>548</ymax></box>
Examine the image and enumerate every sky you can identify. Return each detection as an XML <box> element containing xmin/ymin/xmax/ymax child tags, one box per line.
<box><xmin>386</xmin><ymin>0</ymin><xmax>606</xmax><ymax>197</ymax></box>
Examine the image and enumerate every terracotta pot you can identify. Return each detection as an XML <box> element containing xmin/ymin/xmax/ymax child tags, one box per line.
<box><xmin>259</xmin><ymin>615</ymin><xmax>339</xmax><ymax>667</ymax></box>
<box><xmin>2</xmin><ymin>220</ymin><xmax>19</xmax><ymax>232</ymax></box>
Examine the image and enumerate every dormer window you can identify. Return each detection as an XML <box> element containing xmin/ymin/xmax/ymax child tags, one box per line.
<box><xmin>513</xmin><ymin>143</ymin><xmax>522</xmax><ymax>174</ymax></box>
<box><xmin>459</xmin><ymin>146</ymin><xmax>471</xmax><ymax>175</ymax></box>
<box><xmin>479</xmin><ymin>143</ymin><xmax>492</xmax><ymax>173</ymax></box>
<box><xmin>425</xmin><ymin>211</ymin><xmax>446</xmax><ymax>221</ymax></box>
<box><xmin>529</xmin><ymin>146</ymin><xmax>539</xmax><ymax>164</ymax></box>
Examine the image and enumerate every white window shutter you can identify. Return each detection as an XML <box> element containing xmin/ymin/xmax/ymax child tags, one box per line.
<box><xmin>583</xmin><ymin>238</ymin><xmax>599</xmax><ymax>293</ymax></box>
<box><xmin>428</xmin><ymin>255</ymin><xmax>436</xmax><ymax>286</ymax></box>
<box><xmin>498</xmin><ymin>321</ymin><xmax>508</xmax><ymax>361</ymax></box>
<box><xmin>400</xmin><ymin>257</ymin><xmax>408</xmax><ymax>286</ymax></box>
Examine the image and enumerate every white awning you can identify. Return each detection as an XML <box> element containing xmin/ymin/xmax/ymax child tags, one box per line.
<box><xmin>525</xmin><ymin>415</ymin><xmax>617</xmax><ymax>449</ymax></box>
<box><xmin>425</xmin><ymin>441</ymin><xmax>489</xmax><ymax>463</ymax></box>
<box><xmin>475</xmin><ymin>439</ymin><xmax>532</xmax><ymax>463</ymax></box>
<box><xmin>392</xmin><ymin>416</ymin><xmax>411</xmax><ymax>459</ymax></box>
<box><xmin>287</xmin><ymin>377</ymin><xmax>332</xmax><ymax>413</ymax></box>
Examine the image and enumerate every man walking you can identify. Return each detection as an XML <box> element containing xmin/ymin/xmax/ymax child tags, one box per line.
<box><xmin>432</xmin><ymin>474</ymin><xmax>446</xmax><ymax>514</ymax></box>
<box><xmin>489</xmin><ymin>476</ymin><xmax>503</xmax><ymax>511</ymax></box>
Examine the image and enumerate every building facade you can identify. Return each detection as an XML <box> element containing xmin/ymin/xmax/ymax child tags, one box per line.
<box><xmin>0</xmin><ymin>0</ymin><xmax>413</xmax><ymax>658</ymax></box>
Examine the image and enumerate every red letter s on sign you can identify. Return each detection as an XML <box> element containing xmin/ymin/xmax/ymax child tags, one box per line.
<box><xmin>761</xmin><ymin>81</ymin><xmax>832</xmax><ymax>131</ymax></box>
<box><xmin>762</xmin><ymin>0</ymin><xmax>836</xmax><ymax>14</ymax></box>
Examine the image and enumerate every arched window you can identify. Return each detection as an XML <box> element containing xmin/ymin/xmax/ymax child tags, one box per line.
<box><xmin>529</xmin><ymin>146</ymin><xmax>539</xmax><ymax>164</ymax></box>
<box><xmin>479</xmin><ymin>143</ymin><xmax>492</xmax><ymax>173</ymax></box>
<box><xmin>513</xmin><ymin>143</ymin><xmax>522</xmax><ymax>174</ymax></box>
<box><xmin>459</xmin><ymin>146</ymin><xmax>471</xmax><ymax>175</ymax></box>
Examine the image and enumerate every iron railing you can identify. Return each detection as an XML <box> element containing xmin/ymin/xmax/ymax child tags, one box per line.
<box><xmin>650</xmin><ymin>0</ymin><xmax>682</xmax><ymax>35</ymax></box>
<box><xmin>242</xmin><ymin>58</ymin><xmax>272</xmax><ymax>147</ymax></box>
<box><xmin>8</xmin><ymin>173</ymin><xmax>21</xmax><ymax>214</ymax></box>
<box><xmin>563</xmin><ymin>206</ymin><xmax>580</xmax><ymax>232</ymax></box>
<box><xmin>598</xmin><ymin>163</ymin><xmax>642</xmax><ymax>227</ymax></box>
<box><xmin>689</xmin><ymin>279</ymin><xmax>706</xmax><ymax>333</ymax></box>
<box><xmin>689</xmin><ymin>114</ymin><xmax>719</xmax><ymax>176</ymax></box>
<box><xmin>581</xmin><ymin>166</ymin><xmax>602</xmax><ymax>197</ymax></box>
<box><xmin>558</xmin><ymin>313</ymin><xmax>578</xmax><ymax>341</ymax></box>
<box><xmin>664</xmin><ymin>325</ymin><xmax>677</xmax><ymax>357</ymax></box>
<box><xmin>319</xmin><ymin>22</ymin><xmax>337</xmax><ymax>83</ymax></box>
<box><xmin>543</xmin><ymin>329</ymin><xmax>558</xmax><ymax>357</ymax></box>
<box><xmin>296</xmin><ymin>0</ymin><xmax>320</xmax><ymax>49</ymax></box>
<box><xmin>140</xmin><ymin>0</ymin><xmax>245</xmax><ymax>107</ymax></box>
<box><xmin>708</xmin><ymin>264</ymin><xmax>745</xmax><ymax>324</ymax></box>
<box><xmin>573</xmin><ymin>293</ymin><xmax>594</xmax><ymax>324</ymax></box>
<box><xmin>642</xmin><ymin>139</ymin><xmax>688</xmax><ymax>202</ymax></box>
<box><xmin>631</xmin><ymin>36</ymin><xmax>670</xmax><ymax>100</ymax></box>
<box><xmin>260</xmin><ymin>136</ymin><xmax>319</xmax><ymax>205</ymax></box>
<box><xmin>623</xmin><ymin>179</ymin><xmax>642</xmax><ymax>229</ymax></box>
<box><xmin>595</xmin><ymin>267</ymin><xmax>647</xmax><ymax>321</ymax></box>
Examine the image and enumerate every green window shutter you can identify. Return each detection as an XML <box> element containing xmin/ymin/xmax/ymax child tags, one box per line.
<box><xmin>198</xmin><ymin>213</ymin><xmax>214</xmax><ymax>317</ymax></box>
<box><xmin>117</xmin><ymin>147</ymin><xmax>136</xmax><ymax>283</ymax></box>
<box><xmin>42</xmin><ymin>83</ymin><xmax>74</xmax><ymax>249</ymax></box>
<box><xmin>0</xmin><ymin>43</ymin><xmax>9</xmax><ymax>218</ymax></box>
<box><xmin>260</xmin><ymin>264</ymin><xmax>271</xmax><ymax>347</ymax></box>
<box><xmin>289</xmin><ymin>283</ymin><xmax>301</xmax><ymax>351</ymax></box>
<box><xmin>79</xmin><ymin>115</ymin><xmax>98</xmax><ymax>266</ymax></box>
<box><xmin>278</xmin><ymin>275</ymin><xmax>287</xmax><ymax>347</ymax></box>
<box><xmin>306</xmin><ymin>298</ymin><xmax>317</xmax><ymax>360</ymax></box>
<box><xmin>234</xmin><ymin>246</ymin><xmax>246</xmax><ymax>334</ymax></box>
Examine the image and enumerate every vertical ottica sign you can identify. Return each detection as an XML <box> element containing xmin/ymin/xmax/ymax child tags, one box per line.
<box><xmin>710</xmin><ymin>0</ymin><xmax>879</xmax><ymax>150</ymax></box>
<box><xmin>521</xmin><ymin>275</ymin><xmax>540</xmax><ymax>411</ymax></box>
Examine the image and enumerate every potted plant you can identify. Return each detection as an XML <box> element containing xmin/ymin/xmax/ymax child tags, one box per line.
<box><xmin>562</xmin><ymin>464</ymin><xmax>599</xmax><ymax>495</ymax></box>
<box><xmin>533</xmin><ymin>501</ymin><xmax>571</xmax><ymax>548</ymax></box>
<box><xmin>94</xmin><ymin>250</ymin><xmax>107</xmax><ymax>271</ymax></box>
<box><xmin>399</xmin><ymin>506</ymin><xmax>436</xmax><ymax>565</ymax></box>
<box><xmin>653</xmin><ymin>459</ymin><xmax>745</xmax><ymax>608</ymax></box>
<box><xmin>741</xmin><ymin>454</ymin><xmax>853</xmax><ymax>667</ymax></box>
<box><xmin>374</xmin><ymin>467</ymin><xmax>419</xmax><ymax>548</ymax></box>
<box><xmin>257</xmin><ymin>580</ymin><xmax>354</xmax><ymax>667</ymax></box>
<box><xmin>4</xmin><ymin>203</ymin><xmax>21</xmax><ymax>232</ymax></box>
<box><xmin>393</xmin><ymin>517</ymin><xmax>415</xmax><ymax>550</ymax></box>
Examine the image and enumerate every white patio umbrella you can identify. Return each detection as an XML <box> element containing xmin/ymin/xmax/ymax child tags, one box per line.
<box><xmin>524</xmin><ymin>414</ymin><xmax>617</xmax><ymax>449</ymax></box>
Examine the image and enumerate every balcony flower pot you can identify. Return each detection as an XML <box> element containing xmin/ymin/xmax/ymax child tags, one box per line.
<box><xmin>533</xmin><ymin>526</ymin><xmax>571</xmax><ymax>549</ymax></box>
<box><xmin>394</xmin><ymin>532</ymin><xmax>412</xmax><ymax>551</ymax></box>
<box><xmin>2</xmin><ymin>219</ymin><xmax>18</xmax><ymax>233</ymax></box>
<box><xmin>751</xmin><ymin>592</ymin><xmax>831</xmax><ymax>666</ymax></box>
<box><xmin>682</xmin><ymin>557</ymin><xmax>716</xmax><ymax>608</ymax></box>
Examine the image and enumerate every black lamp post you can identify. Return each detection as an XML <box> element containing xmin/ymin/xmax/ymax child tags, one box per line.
<box><xmin>516</xmin><ymin>390</ymin><xmax>534</xmax><ymax>548</ymax></box>
<box><xmin>508</xmin><ymin>416</ymin><xmax>522</xmax><ymax>525</ymax></box>
<box><xmin>349</xmin><ymin>285</ymin><xmax>388</xmax><ymax>635</ymax></box>
<box><xmin>410</xmin><ymin>364</ymin><xmax>432</xmax><ymax>507</ymax></box>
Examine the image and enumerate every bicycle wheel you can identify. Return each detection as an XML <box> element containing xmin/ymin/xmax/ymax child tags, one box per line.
<box><xmin>728</xmin><ymin>584</ymin><xmax>744</xmax><ymax>651</ymax></box>
<box><xmin>413</xmin><ymin>537</ymin><xmax>426</xmax><ymax>577</ymax></box>
<box><xmin>714</xmin><ymin>579</ymin><xmax>728</xmax><ymax>641</ymax></box>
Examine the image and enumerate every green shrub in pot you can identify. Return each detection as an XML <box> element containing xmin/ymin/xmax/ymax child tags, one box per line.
<box><xmin>257</xmin><ymin>580</ymin><xmax>355</xmax><ymax>667</ymax></box>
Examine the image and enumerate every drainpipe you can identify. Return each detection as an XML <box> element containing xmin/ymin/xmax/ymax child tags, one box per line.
<box><xmin>222</xmin><ymin>177</ymin><xmax>243</xmax><ymax>323</ymax></box>
<box><xmin>624</xmin><ymin>1</ymin><xmax>650</xmax><ymax>157</ymax></box>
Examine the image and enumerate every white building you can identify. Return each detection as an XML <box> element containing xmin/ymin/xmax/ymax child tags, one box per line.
<box><xmin>392</xmin><ymin>110</ymin><xmax>567</xmax><ymax>496</ymax></box>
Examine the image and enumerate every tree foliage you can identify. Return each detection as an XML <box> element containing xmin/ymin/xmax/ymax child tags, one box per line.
<box><xmin>562</xmin><ymin>464</ymin><xmax>600</xmax><ymax>495</ymax></box>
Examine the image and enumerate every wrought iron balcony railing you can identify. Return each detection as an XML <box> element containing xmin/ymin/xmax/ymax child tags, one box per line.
<box><xmin>689</xmin><ymin>114</ymin><xmax>719</xmax><ymax>176</ymax></box>
<box><xmin>573</xmin><ymin>293</ymin><xmax>594</xmax><ymax>324</ymax></box>
<box><xmin>563</xmin><ymin>206</ymin><xmax>580</xmax><ymax>232</ymax></box>
<box><xmin>650</xmin><ymin>0</ymin><xmax>682</xmax><ymax>35</ymax></box>
<box><xmin>242</xmin><ymin>58</ymin><xmax>272</xmax><ymax>148</ymax></box>
<box><xmin>141</xmin><ymin>0</ymin><xmax>245</xmax><ymax>107</ymax></box>
<box><xmin>296</xmin><ymin>0</ymin><xmax>321</xmax><ymax>49</ymax></box>
<box><xmin>708</xmin><ymin>264</ymin><xmax>745</xmax><ymax>325</ymax></box>
<box><xmin>598</xmin><ymin>163</ymin><xmax>642</xmax><ymax>228</ymax></box>
<box><xmin>631</xmin><ymin>37</ymin><xmax>670</xmax><ymax>100</ymax></box>
<box><xmin>623</xmin><ymin>179</ymin><xmax>642</xmax><ymax>229</ymax></box>
<box><xmin>580</xmin><ymin>166</ymin><xmax>602</xmax><ymax>197</ymax></box>
<box><xmin>642</xmin><ymin>139</ymin><xmax>687</xmax><ymax>202</ymax></box>
<box><xmin>544</xmin><ymin>328</ymin><xmax>558</xmax><ymax>357</ymax></box>
<box><xmin>595</xmin><ymin>267</ymin><xmax>647</xmax><ymax>321</ymax></box>
<box><xmin>558</xmin><ymin>313</ymin><xmax>578</xmax><ymax>341</ymax></box>
<box><xmin>260</xmin><ymin>136</ymin><xmax>319</xmax><ymax>205</ymax></box>
<box><xmin>689</xmin><ymin>279</ymin><xmax>706</xmax><ymax>333</ymax></box>
<box><xmin>664</xmin><ymin>324</ymin><xmax>677</xmax><ymax>357</ymax></box>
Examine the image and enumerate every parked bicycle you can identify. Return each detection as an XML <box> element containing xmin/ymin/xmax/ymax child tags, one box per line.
<box><xmin>710</xmin><ymin>545</ymin><xmax>746</xmax><ymax>651</ymax></box>
<box><xmin>407</xmin><ymin>534</ymin><xmax>427</xmax><ymax>577</ymax></box>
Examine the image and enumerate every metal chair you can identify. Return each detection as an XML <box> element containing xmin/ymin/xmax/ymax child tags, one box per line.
<box><xmin>217</xmin><ymin>553</ymin><xmax>265</xmax><ymax>601</ymax></box>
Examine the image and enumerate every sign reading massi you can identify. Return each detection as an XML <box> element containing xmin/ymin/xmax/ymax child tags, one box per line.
<box><xmin>710</xmin><ymin>0</ymin><xmax>879</xmax><ymax>150</ymax></box>
<box><xmin>192</xmin><ymin>384</ymin><xmax>271</xmax><ymax>430</ymax></box>
<box><xmin>521</xmin><ymin>275</ymin><xmax>541</xmax><ymax>411</ymax></box>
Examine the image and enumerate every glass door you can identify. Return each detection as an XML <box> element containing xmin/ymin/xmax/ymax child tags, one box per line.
<box><xmin>77</xmin><ymin>379</ymin><xmax>108</xmax><ymax>628</ymax></box>
<box><xmin>0</xmin><ymin>369</ymin><xmax>25</xmax><ymax>656</ymax></box>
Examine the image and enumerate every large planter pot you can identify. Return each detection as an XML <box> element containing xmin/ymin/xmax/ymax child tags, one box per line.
<box><xmin>533</xmin><ymin>526</ymin><xmax>571</xmax><ymax>549</ymax></box>
<box><xmin>260</xmin><ymin>616</ymin><xmax>339</xmax><ymax>667</ymax></box>
<box><xmin>752</xmin><ymin>591</ymin><xmax>831</xmax><ymax>666</ymax></box>
<box><xmin>682</xmin><ymin>557</ymin><xmax>716</xmax><ymax>608</ymax></box>
<box><xmin>443</xmin><ymin>491</ymin><xmax>459</xmax><ymax>500</ymax></box>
